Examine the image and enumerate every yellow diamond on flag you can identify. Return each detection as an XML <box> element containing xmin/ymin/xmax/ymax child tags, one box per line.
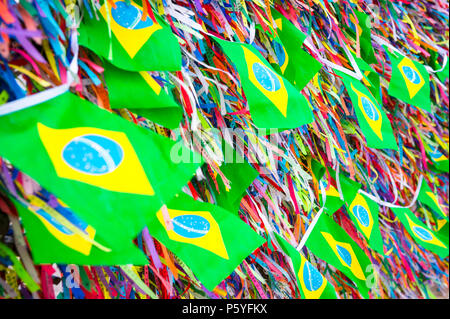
<box><xmin>157</xmin><ymin>208</ymin><xmax>229</xmax><ymax>259</ymax></box>
<box><xmin>398</xmin><ymin>57</ymin><xmax>425</xmax><ymax>99</ymax></box>
<box><xmin>348</xmin><ymin>193</ymin><xmax>374</xmax><ymax>240</ymax></box>
<box><xmin>298</xmin><ymin>255</ymin><xmax>329</xmax><ymax>299</ymax></box>
<box><xmin>350</xmin><ymin>83</ymin><xmax>383</xmax><ymax>141</ymax></box>
<box><xmin>28</xmin><ymin>196</ymin><xmax>95</xmax><ymax>256</ymax></box>
<box><xmin>99</xmin><ymin>0</ymin><xmax>162</xmax><ymax>59</ymax></box>
<box><xmin>321</xmin><ymin>232</ymin><xmax>366</xmax><ymax>280</ymax></box>
<box><xmin>37</xmin><ymin>123</ymin><xmax>154</xmax><ymax>195</ymax></box>
<box><xmin>405</xmin><ymin>215</ymin><xmax>447</xmax><ymax>249</ymax></box>
<box><xmin>243</xmin><ymin>46</ymin><xmax>289</xmax><ymax>117</ymax></box>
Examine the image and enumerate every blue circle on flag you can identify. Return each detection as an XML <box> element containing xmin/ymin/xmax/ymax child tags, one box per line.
<box><xmin>412</xmin><ymin>226</ymin><xmax>433</xmax><ymax>241</ymax></box>
<box><xmin>303</xmin><ymin>261</ymin><xmax>323</xmax><ymax>291</ymax></box>
<box><xmin>402</xmin><ymin>66</ymin><xmax>421</xmax><ymax>84</ymax></box>
<box><xmin>62</xmin><ymin>134</ymin><xmax>124</xmax><ymax>175</ymax></box>
<box><xmin>172</xmin><ymin>215</ymin><xmax>210</xmax><ymax>239</ymax></box>
<box><xmin>336</xmin><ymin>245</ymin><xmax>352</xmax><ymax>266</ymax></box>
<box><xmin>361</xmin><ymin>96</ymin><xmax>379</xmax><ymax>121</ymax></box>
<box><xmin>352</xmin><ymin>205</ymin><xmax>370</xmax><ymax>227</ymax></box>
<box><xmin>112</xmin><ymin>1</ymin><xmax>154</xmax><ymax>30</ymax></box>
<box><xmin>273</xmin><ymin>41</ymin><xmax>286</xmax><ymax>66</ymax></box>
<box><xmin>252</xmin><ymin>62</ymin><xmax>281</xmax><ymax>92</ymax></box>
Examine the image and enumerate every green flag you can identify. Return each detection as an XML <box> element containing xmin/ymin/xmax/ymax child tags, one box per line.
<box><xmin>78</xmin><ymin>0</ymin><xmax>181</xmax><ymax>71</ymax></box>
<box><xmin>210</xmin><ymin>143</ymin><xmax>259</xmax><ymax>214</ymax></box>
<box><xmin>146</xmin><ymin>192</ymin><xmax>265</xmax><ymax>290</ymax></box>
<box><xmin>0</xmin><ymin>91</ymin><xmax>202</xmax><ymax>251</ymax></box>
<box><xmin>213</xmin><ymin>36</ymin><xmax>314</xmax><ymax>130</ymax></box>
<box><xmin>336</xmin><ymin>70</ymin><xmax>398</xmax><ymax>150</ymax></box>
<box><xmin>350</xmin><ymin>51</ymin><xmax>382</xmax><ymax>104</ymax></box>
<box><xmin>436</xmin><ymin>60</ymin><xmax>449</xmax><ymax>83</ymax></box>
<box><xmin>274</xmin><ymin>233</ymin><xmax>337</xmax><ymax>299</ymax></box>
<box><xmin>9</xmin><ymin>196</ymin><xmax>148</xmax><ymax>265</ymax></box>
<box><xmin>391</xmin><ymin>207</ymin><xmax>448</xmax><ymax>258</ymax></box>
<box><xmin>385</xmin><ymin>49</ymin><xmax>431</xmax><ymax>112</ymax></box>
<box><xmin>103</xmin><ymin>61</ymin><xmax>182</xmax><ymax>129</ymax></box>
<box><xmin>345</xmin><ymin>193</ymin><xmax>384</xmax><ymax>255</ymax></box>
<box><xmin>305</xmin><ymin>213</ymin><xmax>373</xmax><ymax>298</ymax></box>
<box><xmin>348</xmin><ymin>11</ymin><xmax>377</xmax><ymax>64</ymax></box>
<box><xmin>429</xmin><ymin>50</ymin><xmax>449</xmax><ymax>83</ymax></box>
<box><xmin>426</xmin><ymin>145</ymin><xmax>449</xmax><ymax>173</ymax></box>
<box><xmin>417</xmin><ymin>181</ymin><xmax>448</xmax><ymax>220</ymax></box>
<box><xmin>271</xmin><ymin>10</ymin><xmax>322</xmax><ymax>91</ymax></box>
<box><xmin>311</xmin><ymin>160</ymin><xmax>345</xmax><ymax>215</ymax></box>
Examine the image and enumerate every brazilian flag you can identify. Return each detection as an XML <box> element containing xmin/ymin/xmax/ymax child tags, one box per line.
<box><xmin>78</xmin><ymin>0</ymin><xmax>181</xmax><ymax>71</ymax></box>
<box><xmin>336</xmin><ymin>70</ymin><xmax>398</xmax><ymax>150</ymax></box>
<box><xmin>104</xmin><ymin>61</ymin><xmax>182</xmax><ymax>129</ymax></box>
<box><xmin>385</xmin><ymin>48</ymin><xmax>431</xmax><ymax>112</ymax></box>
<box><xmin>417</xmin><ymin>181</ymin><xmax>448</xmax><ymax>220</ymax></box>
<box><xmin>305</xmin><ymin>213</ymin><xmax>374</xmax><ymax>298</ymax></box>
<box><xmin>9</xmin><ymin>196</ymin><xmax>148</xmax><ymax>265</ymax></box>
<box><xmin>274</xmin><ymin>233</ymin><xmax>337</xmax><ymax>299</ymax></box>
<box><xmin>391</xmin><ymin>207</ymin><xmax>448</xmax><ymax>258</ymax></box>
<box><xmin>213</xmin><ymin>36</ymin><xmax>314</xmax><ymax>130</ymax></box>
<box><xmin>0</xmin><ymin>92</ymin><xmax>202</xmax><ymax>251</ymax></box>
<box><xmin>271</xmin><ymin>10</ymin><xmax>322</xmax><ymax>91</ymax></box>
<box><xmin>146</xmin><ymin>193</ymin><xmax>265</xmax><ymax>290</ymax></box>
<box><xmin>345</xmin><ymin>193</ymin><xmax>384</xmax><ymax>255</ymax></box>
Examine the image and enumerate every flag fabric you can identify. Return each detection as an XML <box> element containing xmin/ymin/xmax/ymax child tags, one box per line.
<box><xmin>391</xmin><ymin>207</ymin><xmax>448</xmax><ymax>258</ymax></box>
<box><xmin>9</xmin><ymin>196</ymin><xmax>148</xmax><ymax>265</ymax></box>
<box><xmin>104</xmin><ymin>61</ymin><xmax>182</xmax><ymax>129</ymax></box>
<box><xmin>426</xmin><ymin>146</ymin><xmax>449</xmax><ymax>173</ymax></box>
<box><xmin>336</xmin><ymin>70</ymin><xmax>398</xmax><ymax>150</ymax></box>
<box><xmin>417</xmin><ymin>181</ymin><xmax>448</xmax><ymax>220</ymax></box>
<box><xmin>146</xmin><ymin>193</ymin><xmax>265</xmax><ymax>290</ymax></box>
<box><xmin>213</xmin><ymin>36</ymin><xmax>314</xmax><ymax>130</ymax></box>
<box><xmin>385</xmin><ymin>49</ymin><xmax>431</xmax><ymax>112</ymax></box>
<box><xmin>311</xmin><ymin>160</ymin><xmax>345</xmax><ymax>215</ymax></box>
<box><xmin>210</xmin><ymin>143</ymin><xmax>259</xmax><ymax>214</ymax></box>
<box><xmin>78</xmin><ymin>0</ymin><xmax>181</xmax><ymax>72</ymax></box>
<box><xmin>348</xmin><ymin>11</ymin><xmax>377</xmax><ymax>64</ymax></box>
<box><xmin>305</xmin><ymin>213</ymin><xmax>373</xmax><ymax>298</ymax></box>
<box><xmin>345</xmin><ymin>193</ymin><xmax>384</xmax><ymax>254</ymax></box>
<box><xmin>274</xmin><ymin>233</ymin><xmax>337</xmax><ymax>299</ymax></box>
<box><xmin>350</xmin><ymin>51</ymin><xmax>382</xmax><ymax>104</ymax></box>
<box><xmin>271</xmin><ymin>10</ymin><xmax>322</xmax><ymax>91</ymax></box>
<box><xmin>0</xmin><ymin>91</ymin><xmax>203</xmax><ymax>251</ymax></box>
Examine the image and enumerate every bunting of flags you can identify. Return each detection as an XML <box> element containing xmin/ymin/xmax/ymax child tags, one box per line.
<box><xmin>0</xmin><ymin>0</ymin><xmax>448</xmax><ymax>300</ymax></box>
<box><xmin>213</xmin><ymin>36</ymin><xmax>314</xmax><ymax>130</ymax></box>
<box><xmin>79</xmin><ymin>0</ymin><xmax>182</xmax><ymax>71</ymax></box>
<box><xmin>386</xmin><ymin>49</ymin><xmax>432</xmax><ymax>112</ymax></box>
